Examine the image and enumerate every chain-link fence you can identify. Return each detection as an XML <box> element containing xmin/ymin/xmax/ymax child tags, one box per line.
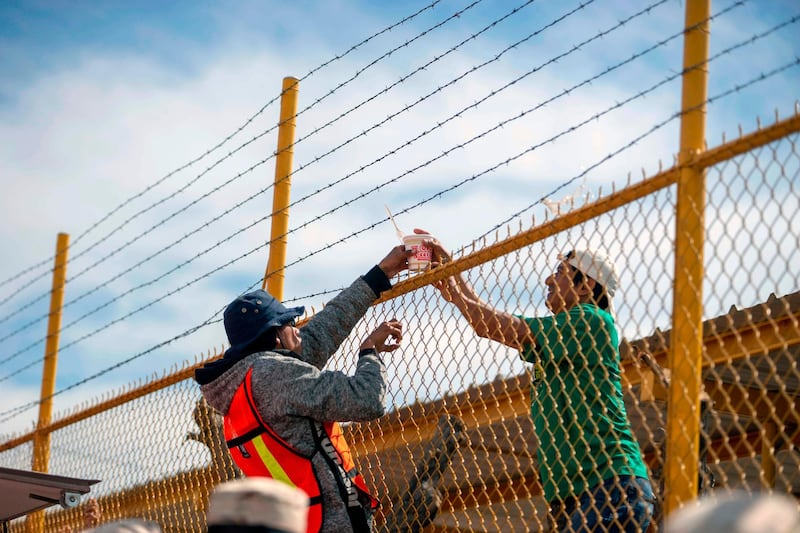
<box><xmin>1</xmin><ymin>0</ymin><xmax>799</xmax><ymax>530</ymax></box>
<box><xmin>2</xmin><ymin>122</ymin><xmax>797</xmax><ymax>532</ymax></box>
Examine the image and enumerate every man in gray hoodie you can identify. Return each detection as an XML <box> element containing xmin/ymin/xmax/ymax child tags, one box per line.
<box><xmin>195</xmin><ymin>245</ymin><xmax>412</xmax><ymax>533</ymax></box>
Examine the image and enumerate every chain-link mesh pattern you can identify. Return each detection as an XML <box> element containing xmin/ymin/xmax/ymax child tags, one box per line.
<box><xmin>0</xmin><ymin>374</ymin><xmax>240</xmax><ymax>532</ymax></box>
<box><xmin>1</xmin><ymin>126</ymin><xmax>798</xmax><ymax>533</ymax></box>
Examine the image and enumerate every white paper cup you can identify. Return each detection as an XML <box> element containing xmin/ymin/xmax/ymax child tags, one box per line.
<box><xmin>403</xmin><ymin>234</ymin><xmax>434</xmax><ymax>271</ymax></box>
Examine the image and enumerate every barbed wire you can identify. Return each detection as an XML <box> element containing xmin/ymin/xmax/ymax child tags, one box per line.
<box><xmin>0</xmin><ymin>0</ymin><xmax>484</xmax><ymax>337</ymax></box>
<box><xmin>0</xmin><ymin>56</ymin><xmax>795</xmax><ymax>424</ymax></box>
<box><xmin>0</xmin><ymin>314</ymin><xmax>223</xmax><ymax>424</ymax></box>
<box><xmin>51</xmin><ymin>0</ymin><xmax>483</xmax><ymax>285</ymax></box>
<box><xmin>284</xmin><ymin>287</ymin><xmax>348</xmax><ymax>305</ymax></box>
<box><xmin>0</xmin><ymin>5</ymin><xmax>796</xmax><ymax>420</ymax></box>
<box><xmin>247</xmin><ymin>60</ymin><xmax>800</xmax><ymax>298</ymax></box>
<box><xmin>285</xmin><ymin>0</ymin><xmax>596</xmax><ymax>197</ymax></box>
<box><xmin>271</xmin><ymin>0</ymin><xmax>676</xmax><ymax>237</ymax></box>
<box><xmin>275</xmin><ymin>0</ymin><xmax>545</xmax><ymax>176</ymax></box>
<box><xmin>0</xmin><ymin>0</ymin><xmax>584</xmax><ymax>351</ymax></box>
<box><xmin>0</xmin><ymin>1</ymin><xmax>775</xmax><ymax>372</ymax></box>
<box><xmin>475</xmin><ymin>12</ymin><xmax>800</xmax><ymax>241</ymax></box>
<box><xmin>0</xmin><ymin>0</ymin><xmax>444</xmax><ymax>304</ymax></box>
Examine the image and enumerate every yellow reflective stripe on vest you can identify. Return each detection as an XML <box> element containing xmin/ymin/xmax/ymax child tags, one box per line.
<box><xmin>252</xmin><ymin>434</ymin><xmax>294</xmax><ymax>487</ymax></box>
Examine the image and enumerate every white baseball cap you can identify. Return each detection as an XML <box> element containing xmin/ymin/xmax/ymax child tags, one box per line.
<box><xmin>665</xmin><ymin>491</ymin><xmax>800</xmax><ymax>533</ymax></box>
<box><xmin>206</xmin><ymin>478</ymin><xmax>309</xmax><ymax>533</ymax></box>
<box><xmin>564</xmin><ymin>249</ymin><xmax>619</xmax><ymax>314</ymax></box>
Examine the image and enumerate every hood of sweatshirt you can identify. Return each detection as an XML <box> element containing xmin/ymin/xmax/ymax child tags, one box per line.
<box><xmin>197</xmin><ymin>349</ymin><xmax>295</xmax><ymax>415</ymax></box>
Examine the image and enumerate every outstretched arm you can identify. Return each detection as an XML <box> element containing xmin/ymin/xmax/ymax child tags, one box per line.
<box><xmin>260</xmin><ymin>321</ymin><xmax>402</xmax><ymax>423</ymax></box>
<box><xmin>417</xmin><ymin>229</ymin><xmax>534</xmax><ymax>351</ymax></box>
<box><xmin>299</xmin><ymin>245</ymin><xmax>413</xmax><ymax>368</ymax></box>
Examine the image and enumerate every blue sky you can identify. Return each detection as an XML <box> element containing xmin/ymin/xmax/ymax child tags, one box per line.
<box><xmin>0</xmin><ymin>0</ymin><xmax>798</xmax><ymax>439</ymax></box>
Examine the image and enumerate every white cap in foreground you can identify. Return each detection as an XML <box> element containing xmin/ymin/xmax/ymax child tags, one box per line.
<box><xmin>206</xmin><ymin>478</ymin><xmax>309</xmax><ymax>533</ymax></box>
<box><xmin>665</xmin><ymin>491</ymin><xmax>800</xmax><ymax>533</ymax></box>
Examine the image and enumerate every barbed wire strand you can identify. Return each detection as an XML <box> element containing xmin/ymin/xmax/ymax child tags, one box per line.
<box><xmin>250</xmin><ymin>66</ymin><xmax>800</xmax><ymax>297</ymax></box>
<box><xmin>268</xmin><ymin>0</ymin><xmax>677</xmax><ymax>242</ymax></box>
<box><xmin>0</xmin><ymin>0</ymin><xmax>444</xmax><ymax>300</ymax></box>
<box><xmin>0</xmin><ymin>0</ymin><xmax>633</xmax><ymax>338</ymax></box>
<box><xmin>0</xmin><ymin>54</ymin><xmax>795</xmax><ymax>424</ymax></box>
<box><xmin>285</xmin><ymin>0</ymin><xmax>596</xmax><ymax>196</ymax></box>
<box><xmin>0</xmin><ymin>315</ymin><xmax>224</xmax><ymax>424</ymax></box>
<box><xmin>476</xmin><ymin>15</ymin><xmax>800</xmax><ymax>240</ymax></box>
<box><xmin>3</xmin><ymin>56</ymin><xmax>796</xmax><ymax>422</ymax></box>
<box><xmin>0</xmin><ymin>6</ymin><xmax>797</xmax><ymax>392</ymax></box>
<box><xmin>269</xmin><ymin>0</ymin><xmax>544</xmax><ymax>179</ymax></box>
<box><xmin>0</xmin><ymin>0</ymin><xmax>761</xmax><ymax>364</ymax></box>
<box><xmin>32</xmin><ymin>38</ymin><xmax>800</xmax><ymax>379</ymax></box>
<box><xmin>0</xmin><ymin>0</ymin><xmax>660</xmax><ymax>366</ymax></box>
<box><xmin>0</xmin><ymin>0</ymin><xmax>483</xmax><ymax>340</ymax></box>
<box><xmin>0</xmin><ymin>0</ymin><xmax>571</xmax><ymax>340</ymax></box>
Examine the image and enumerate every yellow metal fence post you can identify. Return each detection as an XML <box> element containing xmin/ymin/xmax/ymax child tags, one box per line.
<box><xmin>27</xmin><ymin>232</ymin><xmax>70</xmax><ymax>532</ymax></box>
<box><xmin>665</xmin><ymin>0</ymin><xmax>710</xmax><ymax>518</ymax></box>
<box><xmin>263</xmin><ymin>77</ymin><xmax>300</xmax><ymax>300</ymax></box>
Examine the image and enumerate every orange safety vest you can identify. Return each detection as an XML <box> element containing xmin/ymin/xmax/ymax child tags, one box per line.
<box><xmin>223</xmin><ymin>368</ymin><xmax>378</xmax><ymax>533</ymax></box>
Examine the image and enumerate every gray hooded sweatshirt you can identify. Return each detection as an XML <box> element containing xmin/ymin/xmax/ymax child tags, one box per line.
<box><xmin>196</xmin><ymin>269</ymin><xmax>390</xmax><ymax>532</ymax></box>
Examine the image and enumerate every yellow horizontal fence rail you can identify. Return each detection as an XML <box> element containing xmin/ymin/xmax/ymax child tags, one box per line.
<box><xmin>0</xmin><ymin>354</ymin><xmax>222</xmax><ymax>455</ymax></box>
<box><xmin>381</xmin><ymin>111</ymin><xmax>800</xmax><ymax>301</ymax></box>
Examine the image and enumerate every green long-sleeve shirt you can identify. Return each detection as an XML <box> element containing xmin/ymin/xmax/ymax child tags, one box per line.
<box><xmin>520</xmin><ymin>303</ymin><xmax>649</xmax><ymax>502</ymax></box>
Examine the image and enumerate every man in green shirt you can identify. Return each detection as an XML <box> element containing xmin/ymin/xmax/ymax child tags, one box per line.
<box><xmin>421</xmin><ymin>229</ymin><xmax>654</xmax><ymax>532</ymax></box>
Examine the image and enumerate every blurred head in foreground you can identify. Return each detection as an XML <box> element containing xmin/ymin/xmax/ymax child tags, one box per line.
<box><xmin>206</xmin><ymin>478</ymin><xmax>309</xmax><ymax>533</ymax></box>
<box><xmin>665</xmin><ymin>490</ymin><xmax>800</xmax><ymax>533</ymax></box>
